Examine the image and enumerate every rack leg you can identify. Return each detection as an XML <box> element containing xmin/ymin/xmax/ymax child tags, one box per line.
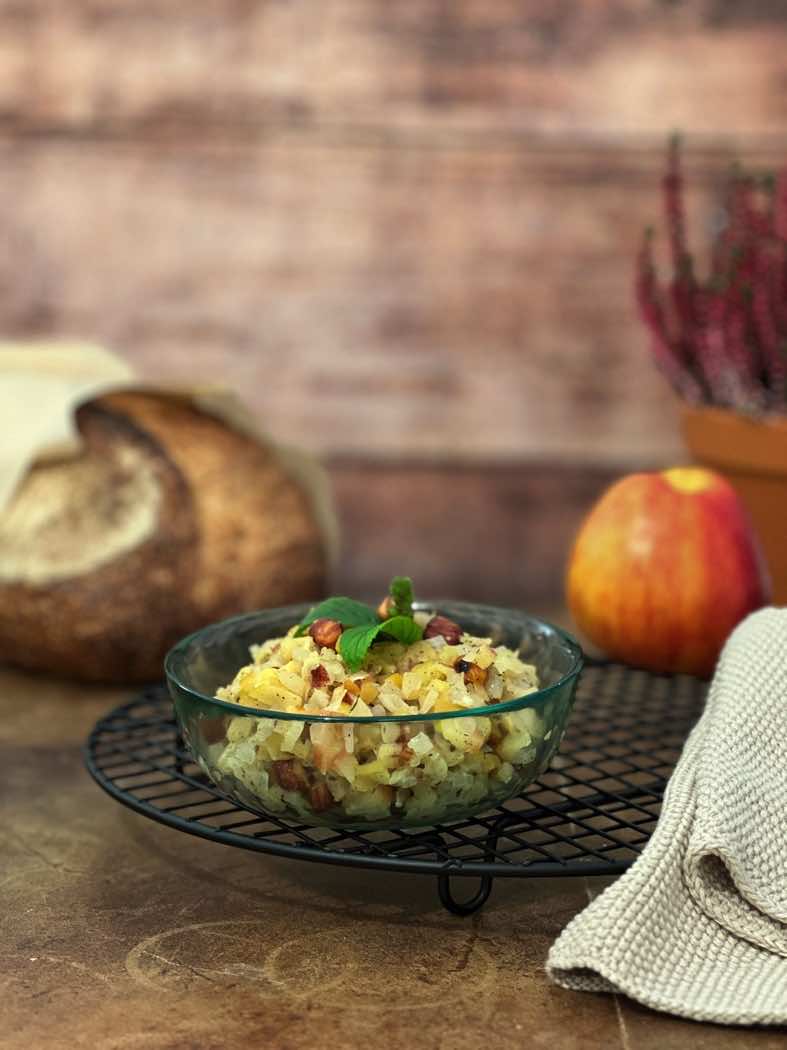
<box><xmin>437</xmin><ymin>873</ymin><xmax>494</xmax><ymax>916</ymax></box>
<box><xmin>174</xmin><ymin>727</ymin><xmax>186</xmax><ymax>776</ymax></box>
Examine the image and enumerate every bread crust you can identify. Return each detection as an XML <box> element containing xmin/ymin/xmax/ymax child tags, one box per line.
<box><xmin>0</xmin><ymin>391</ymin><xmax>327</xmax><ymax>682</ymax></box>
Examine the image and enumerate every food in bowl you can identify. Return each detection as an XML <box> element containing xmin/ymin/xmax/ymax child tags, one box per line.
<box><xmin>166</xmin><ymin>579</ymin><xmax>583</xmax><ymax>828</ymax></box>
<box><xmin>216</xmin><ymin>622</ymin><xmax>541</xmax><ymax>822</ymax></box>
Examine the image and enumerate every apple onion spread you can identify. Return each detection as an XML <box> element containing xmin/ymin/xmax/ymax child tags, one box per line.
<box><xmin>212</xmin><ymin>586</ymin><xmax>547</xmax><ymax>823</ymax></box>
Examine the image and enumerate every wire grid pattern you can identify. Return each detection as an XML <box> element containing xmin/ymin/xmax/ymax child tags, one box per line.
<box><xmin>84</xmin><ymin>663</ymin><xmax>707</xmax><ymax>879</ymax></box>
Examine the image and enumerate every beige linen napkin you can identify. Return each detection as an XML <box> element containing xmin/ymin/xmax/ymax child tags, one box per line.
<box><xmin>547</xmin><ymin>608</ymin><xmax>787</xmax><ymax>1025</ymax></box>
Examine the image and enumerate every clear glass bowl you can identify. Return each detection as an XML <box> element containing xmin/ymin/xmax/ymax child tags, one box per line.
<box><xmin>165</xmin><ymin>601</ymin><xmax>583</xmax><ymax>829</ymax></box>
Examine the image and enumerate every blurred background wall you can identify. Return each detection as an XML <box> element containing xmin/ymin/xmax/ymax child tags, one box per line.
<box><xmin>2</xmin><ymin>1</ymin><xmax>787</xmax><ymax>605</ymax></box>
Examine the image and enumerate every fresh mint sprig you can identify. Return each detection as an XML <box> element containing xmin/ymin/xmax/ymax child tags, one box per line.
<box><xmin>294</xmin><ymin>597</ymin><xmax>377</xmax><ymax>636</ymax></box>
<box><xmin>388</xmin><ymin>576</ymin><xmax>414</xmax><ymax>619</ymax></box>
<box><xmin>339</xmin><ymin>615</ymin><xmax>422</xmax><ymax>671</ymax></box>
<box><xmin>295</xmin><ymin>577</ymin><xmax>423</xmax><ymax>671</ymax></box>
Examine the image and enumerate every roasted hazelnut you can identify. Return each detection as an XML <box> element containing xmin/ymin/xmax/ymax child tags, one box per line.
<box><xmin>424</xmin><ymin>615</ymin><xmax>462</xmax><ymax>645</ymax></box>
<box><xmin>272</xmin><ymin>759</ymin><xmax>308</xmax><ymax>792</ymax></box>
<box><xmin>464</xmin><ymin>663</ymin><xmax>488</xmax><ymax>686</ymax></box>
<box><xmin>454</xmin><ymin>656</ymin><xmax>487</xmax><ymax>685</ymax></box>
<box><xmin>310</xmin><ymin>664</ymin><xmax>329</xmax><ymax>688</ymax></box>
<box><xmin>377</xmin><ymin>595</ymin><xmax>395</xmax><ymax>619</ymax></box>
<box><xmin>309</xmin><ymin>618</ymin><xmax>342</xmax><ymax>649</ymax></box>
<box><xmin>309</xmin><ymin>782</ymin><xmax>333</xmax><ymax>812</ymax></box>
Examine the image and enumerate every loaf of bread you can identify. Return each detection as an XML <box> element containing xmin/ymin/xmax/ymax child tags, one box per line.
<box><xmin>0</xmin><ymin>390</ymin><xmax>330</xmax><ymax>682</ymax></box>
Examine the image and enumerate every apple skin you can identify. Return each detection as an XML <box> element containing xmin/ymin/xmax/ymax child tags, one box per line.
<box><xmin>566</xmin><ymin>467</ymin><xmax>771</xmax><ymax>677</ymax></box>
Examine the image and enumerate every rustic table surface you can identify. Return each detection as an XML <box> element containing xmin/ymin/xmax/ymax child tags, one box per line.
<box><xmin>2</xmin><ymin>664</ymin><xmax>783</xmax><ymax>1050</ymax></box>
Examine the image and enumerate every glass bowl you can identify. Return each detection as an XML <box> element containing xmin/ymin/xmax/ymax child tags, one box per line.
<box><xmin>165</xmin><ymin>601</ymin><xmax>583</xmax><ymax>829</ymax></box>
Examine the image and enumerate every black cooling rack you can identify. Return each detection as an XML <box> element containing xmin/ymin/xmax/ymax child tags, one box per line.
<box><xmin>84</xmin><ymin>662</ymin><xmax>707</xmax><ymax>915</ymax></box>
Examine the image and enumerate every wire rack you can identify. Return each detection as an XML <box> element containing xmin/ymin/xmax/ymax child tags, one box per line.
<box><xmin>84</xmin><ymin>661</ymin><xmax>707</xmax><ymax>915</ymax></box>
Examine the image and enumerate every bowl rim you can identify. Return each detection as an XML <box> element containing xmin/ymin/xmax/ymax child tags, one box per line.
<box><xmin>164</xmin><ymin>601</ymin><xmax>584</xmax><ymax>724</ymax></box>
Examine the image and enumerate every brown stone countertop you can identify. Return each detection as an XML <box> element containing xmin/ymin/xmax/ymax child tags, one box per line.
<box><xmin>2</xmin><ymin>665</ymin><xmax>784</xmax><ymax>1050</ymax></box>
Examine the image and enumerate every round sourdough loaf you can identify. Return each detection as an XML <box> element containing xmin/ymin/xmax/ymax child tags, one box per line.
<box><xmin>0</xmin><ymin>390</ymin><xmax>329</xmax><ymax>682</ymax></box>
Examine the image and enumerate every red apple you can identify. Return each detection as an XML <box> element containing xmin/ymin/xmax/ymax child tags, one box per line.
<box><xmin>566</xmin><ymin>467</ymin><xmax>771</xmax><ymax>677</ymax></box>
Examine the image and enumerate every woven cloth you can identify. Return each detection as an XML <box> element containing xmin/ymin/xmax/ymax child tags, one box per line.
<box><xmin>547</xmin><ymin>608</ymin><xmax>787</xmax><ymax>1025</ymax></box>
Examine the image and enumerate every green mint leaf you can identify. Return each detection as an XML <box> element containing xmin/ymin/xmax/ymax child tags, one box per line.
<box><xmin>379</xmin><ymin>615</ymin><xmax>423</xmax><ymax>646</ymax></box>
<box><xmin>339</xmin><ymin>624</ymin><xmax>383</xmax><ymax>671</ymax></box>
<box><xmin>388</xmin><ymin>576</ymin><xmax>414</xmax><ymax>619</ymax></box>
<box><xmin>338</xmin><ymin>615</ymin><xmax>424</xmax><ymax>672</ymax></box>
<box><xmin>295</xmin><ymin>597</ymin><xmax>377</xmax><ymax>636</ymax></box>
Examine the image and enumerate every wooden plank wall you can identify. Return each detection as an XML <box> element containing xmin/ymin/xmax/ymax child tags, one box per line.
<box><xmin>2</xmin><ymin>2</ymin><xmax>787</xmax><ymax>603</ymax></box>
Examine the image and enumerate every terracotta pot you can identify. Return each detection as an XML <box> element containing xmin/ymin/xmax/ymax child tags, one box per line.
<box><xmin>681</xmin><ymin>405</ymin><xmax>787</xmax><ymax>602</ymax></box>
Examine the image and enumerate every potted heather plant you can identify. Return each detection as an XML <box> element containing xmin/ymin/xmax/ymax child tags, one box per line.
<box><xmin>637</xmin><ymin>139</ymin><xmax>787</xmax><ymax>600</ymax></box>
